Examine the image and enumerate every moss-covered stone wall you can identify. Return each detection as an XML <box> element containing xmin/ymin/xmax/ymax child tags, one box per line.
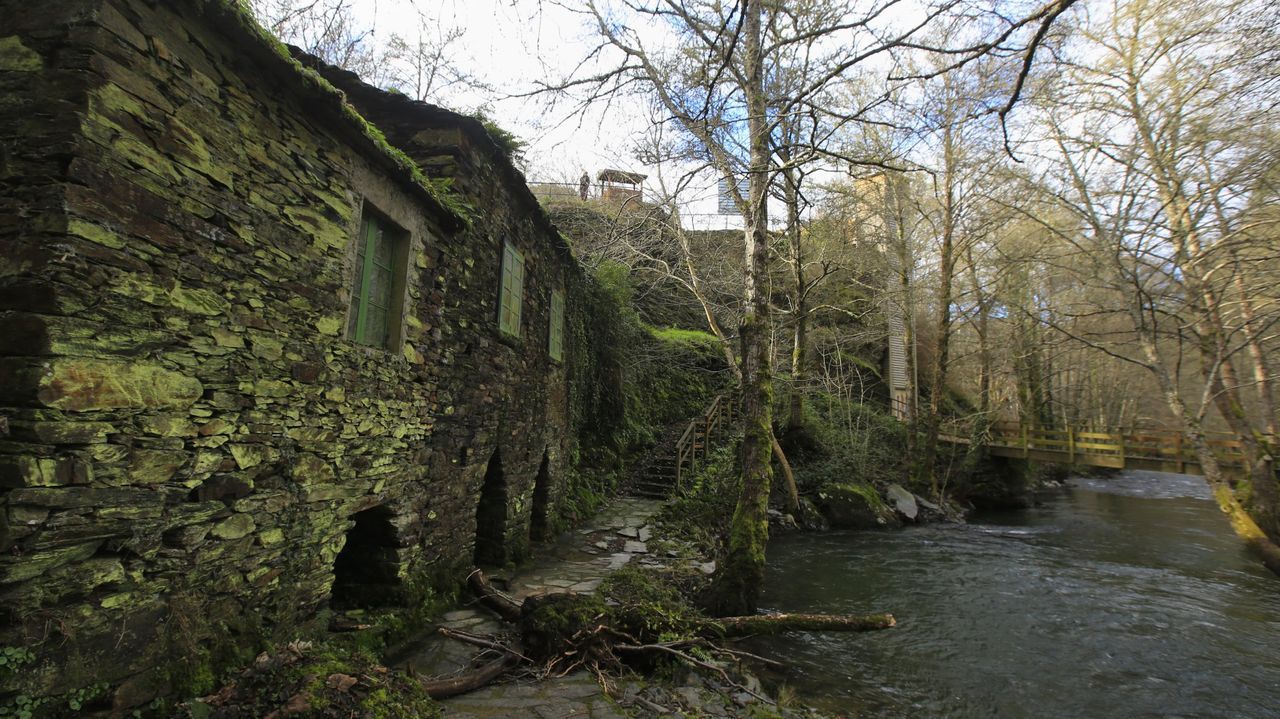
<box><xmin>0</xmin><ymin>0</ymin><xmax>610</xmax><ymax>709</ymax></box>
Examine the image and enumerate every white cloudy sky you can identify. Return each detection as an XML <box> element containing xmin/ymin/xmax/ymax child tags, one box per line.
<box><xmin>338</xmin><ymin>0</ymin><xmax>751</xmax><ymax>225</ymax></box>
<box><xmin>365</xmin><ymin>1</ymin><xmax>651</xmax><ymax>177</ymax></box>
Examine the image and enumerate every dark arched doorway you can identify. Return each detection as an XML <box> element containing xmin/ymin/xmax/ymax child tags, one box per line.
<box><xmin>331</xmin><ymin>504</ymin><xmax>401</xmax><ymax>608</ymax></box>
<box><xmin>530</xmin><ymin>451</ymin><xmax>551</xmax><ymax>542</ymax></box>
<box><xmin>474</xmin><ymin>450</ymin><xmax>508</xmax><ymax>566</ymax></box>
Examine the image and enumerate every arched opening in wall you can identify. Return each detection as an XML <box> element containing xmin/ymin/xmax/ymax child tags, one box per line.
<box><xmin>331</xmin><ymin>504</ymin><xmax>402</xmax><ymax>609</ymax></box>
<box><xmin>530</xmin><ymin>451</ymin><xmax>551</xmax><ymax>543</ymax></box>
<box><xmin>474</xmin><ymin>450</ymin><xmax>508</xmax><ymax>566</ymax></box>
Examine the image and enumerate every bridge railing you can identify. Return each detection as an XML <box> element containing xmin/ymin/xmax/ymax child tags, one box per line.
<box><xmin>977</xmin><ymin>423</ymin><xmax>1246</xmax><ymax>469</ymax></box>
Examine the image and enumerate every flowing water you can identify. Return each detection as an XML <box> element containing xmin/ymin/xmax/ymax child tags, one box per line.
<box><xmin>756</xmin><ymin>471</ymin><xmax>1280</xmax><ymax>718</ymax></box>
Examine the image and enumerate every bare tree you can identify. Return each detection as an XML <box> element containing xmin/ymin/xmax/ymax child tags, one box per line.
<box><xmin>249</xmin><ymin>0</ymin><xmax>385</xmax><ymax>80</ymax></box>
<box><xmin>1023</xmin><ymin>0</ymin><xmax>1280</xmax><ymax>572</ymax></box>
<box><xmin>250</xmin><ymin>0</ymin><xmax>481</xmax><ymax>105</ymax></box>
<box><xmin>529</xmin><ymin>0</ymin><xmax>1079</xmax><ymax>613</ymax></box>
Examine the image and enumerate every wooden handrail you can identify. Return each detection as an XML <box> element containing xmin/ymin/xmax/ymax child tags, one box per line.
<box><xmin>944</xmin><ymin>422</ymin><xmax>1253</xmax><ymax>473</ymax></box>
<box><xmin>674</xmin><ymin>393</ymin><xmax>735</xmax><ymax>495</ymax></box>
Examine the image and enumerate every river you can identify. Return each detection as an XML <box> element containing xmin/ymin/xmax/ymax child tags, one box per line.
<box><xmin>756</xmin><ymin>471</ymin><xmax>1280</xmax><ymax>718</ymax></box>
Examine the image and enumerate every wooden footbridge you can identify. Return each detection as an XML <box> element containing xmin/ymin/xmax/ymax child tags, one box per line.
<box><xmin>643</xmin><ymin>397</ymin><xmax>1254</xmax><ymax>497</ymax></box>
<box><xmin>943</xmin><ymin>424</ymin><xmax>1248</xmax><ymax>476</ymax></box>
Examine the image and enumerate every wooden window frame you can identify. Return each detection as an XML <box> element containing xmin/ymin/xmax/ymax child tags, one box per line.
<box><xmin>498</xmin><ymin>240</ymin><xmax>524</xmax><ymax>338</ymax></box>
<box><xmin>348</xmin><ymin>206</ymin><xmax>409</xmax><ymax>350</ymax></box>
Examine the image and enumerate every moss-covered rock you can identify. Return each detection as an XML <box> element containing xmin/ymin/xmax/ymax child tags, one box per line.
<box><xmin>815</xmin><ymin>482</ymin><xmax>898</xmax><ymax>529</ymax></box>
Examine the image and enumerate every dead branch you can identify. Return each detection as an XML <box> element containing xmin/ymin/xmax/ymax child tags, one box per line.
<box><xmin>437</xmin><ymin>626</ymin><xmax>529</xmax><ymax>662</ymax></box>
<box><xmin>416</xmin><ymin>654</ymin><xmax>519</xmax><ymax>699</ymax></box>
<box><xmin>615</xmin><ymin>642</ymin><xmax>773</xmax><ymax>704</ymax></box>
<box><xmin>451</xmin><ymin>568</ymin><xmax>896</xmax><ymax>702</ymax></box>
<box><xmin>467</xmin><ymin>568</ymin><xmax>522</xmax><ymax>622</ymax></box>
<box><xmin>713</xmin><ymin>612</ymin><xmax>896</xmax><ymax>636</ymax></box>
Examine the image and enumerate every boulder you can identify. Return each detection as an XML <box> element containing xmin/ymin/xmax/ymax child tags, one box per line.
<box><xmin>886</xmin><ymin>483</ymin><xmax>918</xmax><ymax>520</ymax></box>
<box><xmin>815</xmin><ymin>482</ymin><xmax>897</xmax><ymax>529</ymax></box>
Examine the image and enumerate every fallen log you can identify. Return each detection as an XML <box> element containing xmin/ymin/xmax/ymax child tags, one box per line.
<box><xmin>416</xmin><ymin>654</ymin><xmax>518</xmax><ymax>699</ymax></box>
<box><xmin>712</xmin><ymin>612</ymin><xmax>896</xmax><ymax>636</ymax></box>
<box><xmin>443</xmin><ymin>568</ymin><xmax>895</xmax><ymax>700</ymax></box>
<box><xmin>470</xmin><ymin>567</ymin><xmax>895</xmax><ymax>639</ymax></box>
<box><xmin>467</xmin><ymin>568</ymin><xmax>522</xmax><ymax>622</ymax></box>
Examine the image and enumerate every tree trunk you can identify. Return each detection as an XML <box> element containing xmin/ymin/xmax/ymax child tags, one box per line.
<box><xmin>713</xmin><ymin>612</ymin><xmax>896</xmax><ymax>636</ymax></box>
<box><xmin>783</xmin><ymin>163</ymin><xmax>807</xmax><ymax>432</ymax></box>
<box><xmin>676</xmin><ymin>225</ymin><xmax>799</xmax><ymax>518</ymax></box>
<box><xmin>1232</xmin><ymin>258</ymin><xmax>1278</xmax><ymax>439</ymax></box>
<box><xmin>965</xmin><ymin>247</ymin><xmax>991</xmax><ymax>417</ymax></box>
<box><xmin>417</xmin><ymin>655</ymin><xmax>518</xmax><ymax>699</ymax></box>
<box><xmin>1134</xmin><ymin>97</ymin><xmax>1280</xmax><ymax>541</ymax></box>
<box><xmin>770</xmin><ymin>429</ymin><xmax>800</xmax><ymax>514</ymax></box>
<box><xmin>1177</xmin><ymin>206</ymin><xmax>1279</xmax><ymax>538</ymax></box>
<box><xmin>711</xmin><ymin>0</ymin><xmax>773</xmax><ymax>617</ymax></box>
<box><xmin>919</xmin><ymin>121</ymin><xmax>958</xmax><ymax>496</ymax></box>
<box><xmin>1137</xmin><ymin>335</ymin><xmax>1280</xmax><ymax>577</ymax></box>
<box><xmin>467</xmin><ymin>568</ymin><xmax>522</xmax><ymax>622</ymax></box>
<box><xmin>1201</xmin><ymin>356</ymin><xmax>1280</xmax><ymax>538</ymax></box>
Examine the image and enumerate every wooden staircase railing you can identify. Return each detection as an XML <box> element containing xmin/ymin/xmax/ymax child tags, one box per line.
<box><xmin>673</xmin><ymin>393</ymin><xmax>737</xmax><ymax>495</ymax></box>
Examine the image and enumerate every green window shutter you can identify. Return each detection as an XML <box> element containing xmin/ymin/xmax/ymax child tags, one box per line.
<box><xmin>499</xmin><ymin>241</ymin><xmax>524</xmax><ymax>337</ymax></box>
<box><xmin>549</xmin><ymin>289</ymin><xmax>565</xmax><ymax>361</ymax></box>
<box><xmin>349</xmin><ymin>210</ymin><xmax>402</xmax><ymax>349</ymax></box>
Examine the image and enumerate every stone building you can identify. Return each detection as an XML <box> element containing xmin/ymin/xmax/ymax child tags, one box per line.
<box><xmin>0</xmin><ymin>0</ymin><xmax>616</xmax><ymax>707</ymax></box>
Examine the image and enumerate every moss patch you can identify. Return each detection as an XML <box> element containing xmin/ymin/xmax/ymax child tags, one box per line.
<box><xmin>815</xmin><ymin>482</ymin><xmax>896</xmax><ymax>529</ymax></box>
<box><xmin>0</xmin><ymin>36</ymin><xmax>42</xmax><ymax>72</ymax></box>
<box><xmin>175</xmin><ymin>641</ymin><xmax>440</xmax><ymax>718</ymax></box>
<box><xmin>37</xmin><ymin>359</ymin><xmax>203</xmax><ymax>411</ymax></box>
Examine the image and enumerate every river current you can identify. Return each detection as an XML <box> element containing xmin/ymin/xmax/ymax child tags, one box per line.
<box><xmin>756</xmin><ymin>471</ymin><xmax>1280</xmax><ymax>718</ymax></box>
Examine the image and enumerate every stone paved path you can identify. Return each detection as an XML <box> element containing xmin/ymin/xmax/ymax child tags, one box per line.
<box><xmin>397</xmin><ymin>498</ymin><xmax>675</xmax><ymax>718</ymax></box>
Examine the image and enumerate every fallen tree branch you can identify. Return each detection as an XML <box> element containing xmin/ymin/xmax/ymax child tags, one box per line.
<box><xmin>467</xmin><ymin>568</ymin><xmax>522</xmax><ymax>622</ymax></box>
<box><xmin>447</xmin><ymin>570</ymin><xmax>896</xmax><ymax>702</ymax></box>
<box><xmin>623</xmin><ymin>694</ymin><xmax>674</xmax><ymax>714</ymax></box>
<box><xmin>616</xmin><ymin>642</ymin><xmax>773</xmax><ymax>704</ymax></box>
<box><xmin>416</xmin><ymin>654</ymin><xmax>519</xmax><ymax>699</ymax></box>
<box><xmin>712</xmin><ymin>612</ymin><xmax>896</xmax><ymax>636</ymax></box>
<box><xmin>708</xmin><ymin>645</ymin><xmax>784</xmax><ymax>668</ymax></box>
<box><xmin>437</xmin><ymin>626</ymin><xmax>530</xmax><ymax>662</ymax></box>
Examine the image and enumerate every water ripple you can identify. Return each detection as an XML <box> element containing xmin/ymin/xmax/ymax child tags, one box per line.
<box><xmin>755</xmin><ymin>471</ymin><xmax>1280</xmax><ymax>718</ymax></box>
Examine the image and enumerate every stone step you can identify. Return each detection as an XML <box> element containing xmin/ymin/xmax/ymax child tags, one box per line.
<box><xmin>631</xmin><ymin>487</ymin><xmax>670</xmax><ymax>499</ymax></box>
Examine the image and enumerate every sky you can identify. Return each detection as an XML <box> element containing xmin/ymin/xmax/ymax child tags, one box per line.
<box><xmin>366</xmin><ymin>2</ymin><xmax>653</xmax><ymax>175</ymax></box>
<box><xmin>318</xmin><ymin>0</ymin><xmax>764</xmax><ymax>228</ymax></box>
<box><xmin>291</xmin><ymin>0</ymin><xmax>1051</xmax><ymax>230</ymax></box>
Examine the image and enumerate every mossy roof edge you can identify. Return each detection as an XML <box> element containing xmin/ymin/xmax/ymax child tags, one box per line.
<box><xmin>293</xmin><ymin>53</ymin><xmax>579</xmax><ymax>265</ymax></box>
<box><xmin>193</xmin><ymin>0</ymin><xmax>469</xmax><ymax>230</ymax></box>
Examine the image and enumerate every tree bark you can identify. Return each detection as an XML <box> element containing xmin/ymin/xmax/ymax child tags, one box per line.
<box><xmin>417</xmin><ymin>655</ymin><xmax>518</xmax><ymax>699</ymax></box>
<box><xmin>919</xmin><ymin>119</ymin><xmax>958</xmax><ymax>496</ymax></box>
<box><xmin>964</xmin><ymin>246</ymin><xmax>991</xmax><ymax>417</ymax></box>
<box><xmin>1136</xmin><ymin>335</ymin><xmax>1280</xmax><ymax>577</ymax></box>
<box><xmin>710</xmin><ymin>0</ymin><xmax>773</xmax><ymax>617</ymax></box>
<box><xmin>770</xmin><ymin>429</ymin><xmax>800</xmax><ymax>514</ymax></box>
<box><xmin>713</xmin><ymin>612</ymin><xmax>896</xmax><ymax>636</ymax></box>
<box><xmin>782</xmin><ymin>162</ymin><xmax>807</xmax><ymax>432</ymax></box>
<box><xmin>1232</xmin><ymin>260</ymin><xmax>1278</xmax><ymax>439</ymax></box>
<box><xmin>467</xmin><ymin>568</ymin><xmax>522</xmax><ymax>622</ymax></box>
